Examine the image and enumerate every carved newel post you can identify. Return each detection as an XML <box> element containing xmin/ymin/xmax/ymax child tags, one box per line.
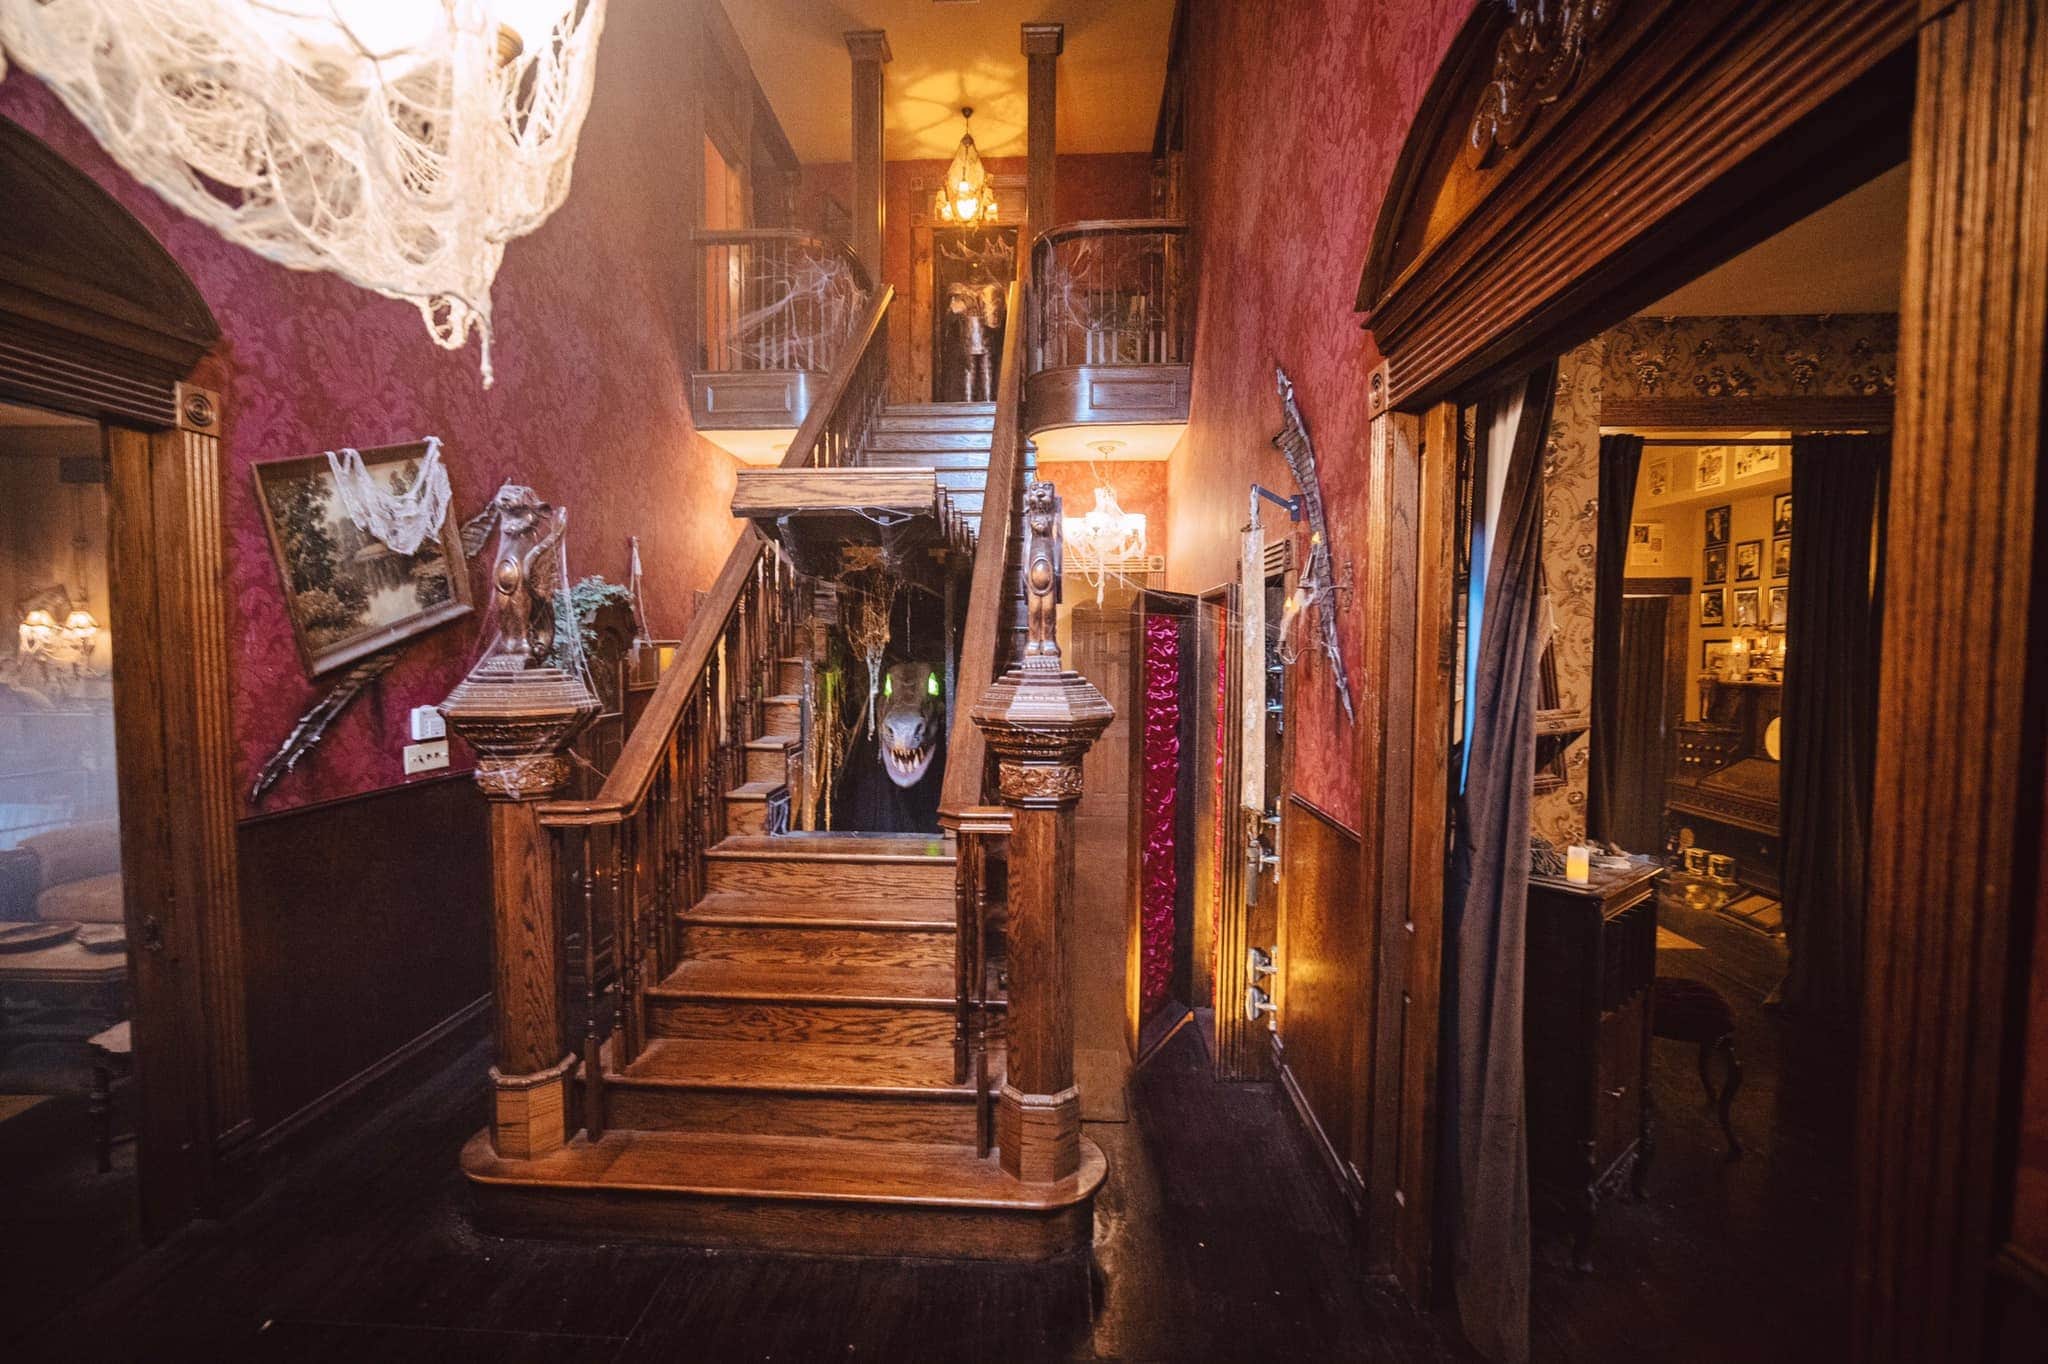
<box><xmin>439</xmin><ymin>486</ymin><xmax>598</xmax><ymax>1161</ymax></box>
<box><xmin>970</xmin><ymin>482</ymin><xmax>1113</xmax><ymax>1182</ymax></box>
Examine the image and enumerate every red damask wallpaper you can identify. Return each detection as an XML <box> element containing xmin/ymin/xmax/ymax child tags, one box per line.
<box><xmin>1165</xmin><ymin>0</ymin><xmax>1474</xmax><ymax>823</ymax></box>
<box><xmin>0</xmin><ymin>0</ymin><xmax>744</xmax><ymax>816</ymax></box>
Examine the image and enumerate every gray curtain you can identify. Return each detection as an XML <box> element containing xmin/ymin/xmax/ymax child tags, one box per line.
<box><xmin>1442</xmin><ymin>363</ymin><xmax>1555</xmax><ymax>1364</ymax></box>
<box><xmin>1589</xmin><ymin>433</ymin><xmax>1644</xmax><ymax>844</ymax></box>
<box><xmin>1780</xmin><ymin>432</ymin><xmax>1887</xmax><ymax>1026</ymax></box>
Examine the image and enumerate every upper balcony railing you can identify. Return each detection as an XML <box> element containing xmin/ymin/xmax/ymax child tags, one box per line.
<box><xmin>1023</xmin><ymin>220</ymin><xmax>1191</xmax><ymax>436</ymax></box>
<box><xmin>694</xmin><ymin>229</ymin><xmax>872</xmax><ymax>436</ymax></box>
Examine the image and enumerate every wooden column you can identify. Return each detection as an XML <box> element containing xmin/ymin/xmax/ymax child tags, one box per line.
<box><xmin>1855</xmin><ymin>0</ymin><xmax>2048</xmax><ymax>1357</ymax></box>
<box><xmin>442</xmin><ymin>518</ymin><xmax>600</xmax><ymax>1161</ymax></box>
<box><xmin>1022</xmin><ymin>24</ymin><xmax>1064</xmax><ymax>235</ymax></box>
<box><xmin>845</xmin><ymin>30</ymin><xmax>891</xmax><ymax>280</ymax></box>
<box><xmin>970</xmin><ymin>481</ymin><xmax>1112</xmax><ymax>1183</ymax></box>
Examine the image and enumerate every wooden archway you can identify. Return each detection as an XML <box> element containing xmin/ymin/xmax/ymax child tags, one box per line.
<box><xmin>1346</xmin><ymin>3</ymin><xmax>2048</xmax><ymax>1357</ymax></box>
<box><xmin>1</xmin><ymin>115</ymin><xmax>248</xmax><ymax>1239</ymax></box>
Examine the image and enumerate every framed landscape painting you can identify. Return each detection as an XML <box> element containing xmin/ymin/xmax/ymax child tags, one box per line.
<box><xmin>254</xmin><ymin>441</ymin><xmax>473</xmax><ymax>676</ymax></box>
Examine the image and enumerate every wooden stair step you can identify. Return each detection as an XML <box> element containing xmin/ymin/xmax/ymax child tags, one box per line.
<box><xmin>743</xmin><ymin>735</ymin><xmax>798</xmax><ymax>784</ymax></box>
<box><xmin>677</xmin><ymin>893</ymin><xmax>956</xmax><ymax>970</ymax></box>
<box><xmin>461</xmin><ymin>1128</ymin><xmax>1104</xmax><ymax>1260</ymax></box>
<box><xmin>704</xmin><ymin>831</ymin><xmax>955</xmax><ymax>897</ymax></box>
<box><xmin>683</xmin><ymin>892</ymin><xmax>953</xmax><ymax>930</ymax></box>
<box><xmin>722</xmin><ymin>779</ymin><xmax>786</xmax><ymax>836</ymax></box>
<box><xmin>858</xmin><ymin>431</ymin><xmax>995</xmax><ymax>453</ymax></box>
<box><xmin>758</xmin><ymin>693</ymin><xmax>802</xmax><ymax>738</ymax></box>
<box><xmin>864</xmin><ymin>449</ymin><xmax>996</xmax><ymax>471</ymax></box>
<box><xmin>598</xmin><ymin>1037</ymin><xmax>991</xmax><ymax>1143</ymax></box>
<box><xmin>653</xmin><ymin>958</ymin><xmax>955</xmax><ymax>1005</ymax></box>
<box><xmin>620</xmin><ymin>1036</ymin><xmax>966</xmax><ymax>1094</ymax></box>
<box><xmin>647</xmin><ymin>958</ymin><xmax>974</xmax><ymax>1045</ymax></box>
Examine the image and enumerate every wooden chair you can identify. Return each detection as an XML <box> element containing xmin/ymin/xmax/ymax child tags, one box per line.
<box><xmin>86</xmin><ymin>1019</ymin><xmax>131</xmax><ymax>1173</ymax></box>
<box><xmin>1650</xmin><ymin>976</ymin><xmax>1743</xmax><ymax>1160</ymax></box>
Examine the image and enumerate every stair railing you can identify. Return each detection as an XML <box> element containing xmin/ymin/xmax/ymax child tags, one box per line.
<box><xmin>1028</xmin><ymin>220</ymin><xmax>1189</xmax><ymax>372</ymax></box>
<box><xmin>539</xmin><ymin>283</ymin><xmax>895</xmax><ymax>1141</ymax></box>
<box><xmin>696</xmin><ymin>228</ymin><xmax>872</xmax><ymax>374</ymax></box>
<box><xmin>938</xmin><ymin>224</ymin><xmax>1033</xmax><ymax>1154</ymax></box>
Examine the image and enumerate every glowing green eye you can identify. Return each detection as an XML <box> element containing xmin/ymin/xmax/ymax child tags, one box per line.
<box><xmin>884</xmin><ymin>677</ymin><xmax>893</xmax><ymax>697</ymax></box>
<box><xmin>927</xmin><ymin>673</ymin><xmax>940</xmax><ymax>697</ymax></box>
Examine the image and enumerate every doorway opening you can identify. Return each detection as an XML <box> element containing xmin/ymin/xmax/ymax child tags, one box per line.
<box><xmin>0</xmin><ymin>398</ymin><xmax>140</xmax><ymax>1302</ymax></box>
<box><xmin>1498</xmin><ymin>157</ymin><xmax>1908</xmax><ymax>1357</ymax></box>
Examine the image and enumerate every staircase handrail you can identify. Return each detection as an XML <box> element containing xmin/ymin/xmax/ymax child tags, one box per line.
<box><xmin>542</xmin><ymin>283</ymin><xmax>893</xmax><ymax>829</ymax></box>
<box><xmin>938</xmin><ymin>231</ymin><xmax>1032</xmax><ymax>821</ymax></box>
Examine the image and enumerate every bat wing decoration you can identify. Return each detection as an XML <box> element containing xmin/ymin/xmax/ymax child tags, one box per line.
<box><xmin>1272</xmin><ymin>366</ymin><xmax>1355</xmax><ymax>723</ymax></box>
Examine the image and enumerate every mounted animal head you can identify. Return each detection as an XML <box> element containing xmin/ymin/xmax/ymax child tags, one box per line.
<box><xmin>879</xmin><ymin>661</ymin><xmax>942</xmax><ymax>787</ymax></box>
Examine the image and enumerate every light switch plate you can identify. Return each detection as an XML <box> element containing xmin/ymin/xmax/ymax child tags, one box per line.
<box><xmin>403</xmin><ymin>739</ymin><xmax>449</xmax><ymax>775</ymax></box>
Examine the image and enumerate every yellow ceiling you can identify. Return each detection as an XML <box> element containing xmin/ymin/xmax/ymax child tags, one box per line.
<box><xmin>720</xmin><ymin>0</ymin><xmax>1177</xmax><ymax>163</ymax></box>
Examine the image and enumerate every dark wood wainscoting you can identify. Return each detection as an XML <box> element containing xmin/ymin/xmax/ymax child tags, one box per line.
<box><xmin>1275</xmin><ymin>793</ymin><xmax>1366</xmax><ymax>1208</ymax></box>
<box><xmin>236</xmin><ymin>774</ymin><xmax>491</xmax><ymax>1137</ymax></box>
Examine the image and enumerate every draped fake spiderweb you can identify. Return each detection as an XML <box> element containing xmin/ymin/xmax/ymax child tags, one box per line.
<box><xmin>0</xmin><ymin>0</ymin><xmax>608</xmax><ymax>386</ymax></box>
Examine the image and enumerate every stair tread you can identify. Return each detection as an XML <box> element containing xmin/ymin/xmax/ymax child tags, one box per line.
<box><xmin>617</xmin><ymin>1036</ymin><xmax>973</xmax><ymax>1094</ymax></box>
<box><xmin>745</xmin><ymin>735</ymin><xmax>800</xmax><ymax>751</ymax></box>
<box><xmin>725</xmin><ymin>779</ymin><xmax>785</xmax><ymax>801</ymax></box>
<box><xmin>683</xmin><ymin>892</ymin><xmax>954</xmax><ymax>929</ymax></box>
<box><xmin>652</xmin><ymin>957</ymin><xmax>955</xmax><ymax>1005</ymax></box>
<box><xmin>763</xmin><ymin>693</ymin><xmax>801</xmax><ymax>705</ymax></box>
<box><xmin>464</xmin><ymin>1128</ymin><xmax>1103</xmax><ymax>1212</ymax></box>
<box><xmin>886</xmin><ymin>402</ymin><xmax>995</xmax><ymax>415</ymax></box>
<box><xmin>710</xmin><ymin>832</ymin><xmax>953</xmax><ymax>863</ymax></box>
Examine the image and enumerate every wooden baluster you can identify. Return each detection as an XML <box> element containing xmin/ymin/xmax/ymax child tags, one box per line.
<box><xmin>967</xmin><ymin>482</ymin><xmax>1112</xmax><ymax>1182</ymax></box>
<box><xmin>576</xmin><ymin>829</ymin><xmax>604</xmax><ymax>1141</ymax></box>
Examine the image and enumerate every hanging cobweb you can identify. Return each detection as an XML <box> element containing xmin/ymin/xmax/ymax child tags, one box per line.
<box><xmin>0</xmin><ymin>0</ymin><xmax>608</xmax><ymax>385</ymax></box>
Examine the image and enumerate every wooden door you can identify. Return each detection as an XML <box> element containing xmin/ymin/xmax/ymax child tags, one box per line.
<box><xmin>1190</xmin><ymin>585</ymin><xmax>1241</xmax><ymax>1069</ymax></box>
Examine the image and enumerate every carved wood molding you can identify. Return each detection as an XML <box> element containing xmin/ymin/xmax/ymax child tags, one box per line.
<box><xmin>1855</xmin><ymin>1</ymin><xmax>2048</xmax><ymax>1356</ymax></box>
<box><xmin>1465</xmin><ymin>0</ymin><xmax>1625</xmax><ymax>170</ymax></box>
<box><xmin>1357</xmin><ymin>0</ymin><xmax>1919</xmax><ymax>412</ymax></box>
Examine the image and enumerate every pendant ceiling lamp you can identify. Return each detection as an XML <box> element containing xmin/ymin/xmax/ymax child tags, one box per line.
<box><xmin>0</xmin><ymin>0</ymin><xmax>609</xmax><ymax>386</ymax></box>
<box><xmin>933</xmin><ymin>105</ymin><xmax>997</xmax><ymax>226</ymax></box>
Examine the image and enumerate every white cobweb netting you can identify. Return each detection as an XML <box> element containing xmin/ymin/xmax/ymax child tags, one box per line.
<box><xmin>327</xmin><ymin>436</ymin><xmax>452</xmax><ymax>557</ymax></box>
<box><xmin>0</xmin><ymin>0</ymin><xmax>608</xmax><ymax>386</ymax></box>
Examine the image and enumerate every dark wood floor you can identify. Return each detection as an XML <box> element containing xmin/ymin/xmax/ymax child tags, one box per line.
<box><xmin>1</xmin><ymin>900</ymin><xmax>1852</xmax><ymax>1363</ymax></box>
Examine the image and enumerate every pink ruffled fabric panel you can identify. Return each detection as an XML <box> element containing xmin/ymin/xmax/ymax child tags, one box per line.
<box><xmin>1139</xmin><ymin>612</ymin><xmax>1182</xmax><ymax>1018</ymax></box>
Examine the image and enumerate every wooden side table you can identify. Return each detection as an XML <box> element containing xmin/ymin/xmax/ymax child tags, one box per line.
<box><xmin>1525</xmin><ymin>862</ymin><xmax>1660</xmax><ymax>1272</ymax></box>
<box><xmin>87</xmin><ymin>1019</ymin><xmax>132</xmax><ymax>1173</ymax></box>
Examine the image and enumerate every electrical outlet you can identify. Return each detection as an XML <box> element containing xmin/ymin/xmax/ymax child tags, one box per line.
<box><xmin>403</xmin><ymin>739</ymin><xmax>449</xmax><ymax>775</ymax></box>
<box><xmin>409</xmin><ymin>705</ymin><xmax>447</xmax><ymax>742</ymax></box>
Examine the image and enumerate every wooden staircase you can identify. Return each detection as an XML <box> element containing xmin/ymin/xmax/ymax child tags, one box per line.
<box><xmin>463</xmin><ymin>648</ymin><xmax>1105</xmax><ymax>1261</ymax></box>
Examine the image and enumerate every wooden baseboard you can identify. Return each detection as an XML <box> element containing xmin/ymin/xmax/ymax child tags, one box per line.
<box><xmin>1273</xmin><ymin>1035</ymin><xmax>1364</xmax><ymax>1214</ymax></box>
<box><xmin>248</xmin><ymin>994</ymin><xmax>490</xmax><ymax>1157</ymax></box>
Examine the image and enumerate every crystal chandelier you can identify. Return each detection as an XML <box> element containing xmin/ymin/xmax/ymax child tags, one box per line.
<box><xmin>0</xmin><ymin>0</ymin><xmax>609</xmax><ymax>386</ymax></box>
<box><xmin>1065</xmin><ymin>483</ymin><xmax>1147</xmax><ymax>606</ymax></box>
<box><xmin>932</xmin><ymin>106</ymin><xmax>998</xmax><ymax>226</ymax></box>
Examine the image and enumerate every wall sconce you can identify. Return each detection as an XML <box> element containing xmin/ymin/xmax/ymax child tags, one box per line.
<box><xmin>17</xmin><ymin>608</ymin><xmax>58</xmax><ymax>658</ymax></box>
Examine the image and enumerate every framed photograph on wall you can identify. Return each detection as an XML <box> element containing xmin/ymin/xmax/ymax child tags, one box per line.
<box><xmin>1702</xmin><ymin>639</ymin><xmax>1743</xmax><ymax>678</ymax></box>
<box><xmin>1700</xmin><ymin>588</ymin><xmax>1726</xmax><ymax>627</ymax></box>
<box><xmin>1704</xmin><ymin>503</ymin><xmax>1731</xmax><ymax>546</ymax></box>
<box><xmin>1628</xmin><ymin>521</ymin><xmax>1667</xmax><ymax>570</ymax></box>
<box><xmin>254</xmin><ymin>441</ymin><xmax>473</xmax><ymax>677</ymax></box>
<box><xmin>1704</xmin><ymin>544</ymin><xmax>1728</xmax><ymax>585</ymax></box>
<box><xmin>1734</xmin><ymin>539</ymin><xmax>1763</xmax><ymax>582</ymax></box>
<box><xmin>1733</xmin><ymin>587</ymin><xmax>1761</xmax><ymax>628</ymax></box>
<box><xmin>1773</xmin><ymin>535</ymin><xmax>1792</xmax><ymax>578</ymax></box>
<box><xmin>1768</xmin><ymin>585</ymin><xmax>1789</xmax><ymax>630</ymax></box>
<box><xmin>1696</xmin><ymin>446</ymin><xmax>1727</xmax><ymax>490</ymax></box>
<box><xmin>1733</xmin><ymin>444</ymin><xmax>1782</xmax><ymax>480</ymax></box>
<box><xmin>1773</xmin><ymin>491</ymin><xmax>1793</xmax><ymax>537</ymax></box>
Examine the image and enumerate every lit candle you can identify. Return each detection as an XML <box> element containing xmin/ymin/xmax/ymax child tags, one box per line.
<box><xmin>1566</xmin><ymin>844</ymin><xmax>1591</xmax><ymax>884</ymax></box>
